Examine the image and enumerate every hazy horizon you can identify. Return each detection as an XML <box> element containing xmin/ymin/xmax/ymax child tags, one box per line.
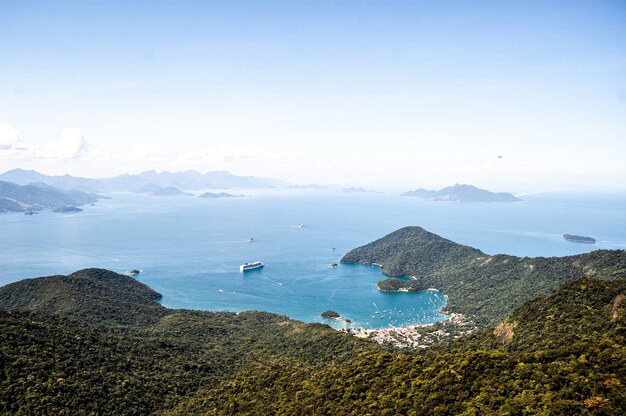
<box><xmin>1</xmin><ymin>1</ymin><xmax>625</xmax><ymax>192</ymax></box>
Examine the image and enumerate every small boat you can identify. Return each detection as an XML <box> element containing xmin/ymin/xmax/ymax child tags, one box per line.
<box><xmin>297</xmin><ymin>223</ymin><xmax>303</xmax><ymax>228</ymax></box>
<box><xmin>330</xmin><ymin>263</ymin><xmax>338</xmax><ymax>268</ymax></box>
<box><xmin>249</xmin><ymin>237</ymin><xmax>254</xmax><ymax>242</ymax></box>
<box><xmin>240</xmin><ymin>261</ymin><xmax>264</xmax><ymax>272</ymax></box>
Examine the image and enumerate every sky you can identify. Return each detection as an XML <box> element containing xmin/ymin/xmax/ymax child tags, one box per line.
<box><xmin>1</xmin><ymin>0</ymin><xmax>625</xmax><ymax>192</ymax></box>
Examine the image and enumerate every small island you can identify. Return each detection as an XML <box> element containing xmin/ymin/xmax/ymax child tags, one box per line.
<box><xmin>342</xmin><ymin>187</ymin><xmax>382</xmax><ymax>194</ymax></box>
<box><xmin>563</xmin><ymin>234</ymin><xmax>596</xmax><ymax>244</ymax></box>
<box><xmin>402</xmin><ymin>184</ymin><xmax>521</xmax><ymax>203</ymax></box>
<box><xmin>198</xmin><ymin>192</ymin><xmax>241</xmax><ymax>198</ymax></box>
<box><xmin>320</xmin><ymin>310</ymin><xmax>340</xmax><ymax>319</ymax></box>
<box><xmin>134</xmin><ymin>184</ymin><xmax>193</xmax><ymax>196</ymax></box>
<box><xmin>52</xmin><ymin>206</ymin><xmax>83</xmax><ymax>213</ymax></box>
<box><xmin>376</xmin><ymin>277</ymin><xmax>424</xmax><ymax>292</ymax></box>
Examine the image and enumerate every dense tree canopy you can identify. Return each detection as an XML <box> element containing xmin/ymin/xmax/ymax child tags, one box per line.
<box><xmin>1</xmin><ymin>264</ymin><xmax>624</xmax><ymax>414</ymax></box>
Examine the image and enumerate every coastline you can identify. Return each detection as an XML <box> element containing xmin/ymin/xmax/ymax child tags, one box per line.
<box><xmin>340</xmin><ymin>312</ymin><xmax>476</xmax><ymax>349</ymax></box>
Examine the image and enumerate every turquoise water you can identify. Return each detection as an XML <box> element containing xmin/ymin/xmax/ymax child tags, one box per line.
<box><xmin>1</xmin><ymin>190</ymin><xmax>625</xmax><ymax>329</ymax></box>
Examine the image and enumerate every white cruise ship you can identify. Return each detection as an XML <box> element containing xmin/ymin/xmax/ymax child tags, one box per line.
<box><xmin>240</xmin><ymin>261</ymin><xmax>264</xmax><ymax>272</ymax></box>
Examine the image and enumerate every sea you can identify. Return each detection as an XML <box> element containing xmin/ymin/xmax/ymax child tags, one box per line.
<box><xmin>1</xmin><ymin>190</ymin><xmax>625</xmax><ymax>329</ymax></box>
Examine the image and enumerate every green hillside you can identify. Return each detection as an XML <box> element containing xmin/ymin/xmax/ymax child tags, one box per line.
<box><xmin>341</xmin><ymin>226</ymin><xmax>626</xmax><ymax>326</ymax></box>
<box><xmin>437</xmin><ymin>276</ymin><xmax>626</xmax><ymax>354</ymax></box>
<box><xmin>0</xmin><ymin>268</ymin><xmax>166</xmax><ymax>326</ymax></box>
<box><xmin>0</xmin><ymin>269</ymin><xmax>378</xmax><ymax>415</ymax></box>
<box><xmin>166</xmin><ymin>276</ymin><xmax>626</xmax><ymax>415</ymax></box>
<box><xmin>1</xmin><ymin>267</ymin><xmax>625</xmax><ymax>414</ymax></box>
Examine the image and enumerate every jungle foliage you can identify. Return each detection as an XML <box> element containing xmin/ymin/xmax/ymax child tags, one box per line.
<box><xmin>376</xmin><ymin>277</ymin><xmax>424</xmax><ymax>292</ymax></box>
<box><xmin>1</xmin><ymin>265</ymin><xmax>625</xmax><ymax>415</ymax></box>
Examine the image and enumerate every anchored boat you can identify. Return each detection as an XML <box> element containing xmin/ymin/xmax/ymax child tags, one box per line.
<box><xmin>240</xmin><ymin>261</ymin><xmax>264</xmax><ymax>272</ymax></box>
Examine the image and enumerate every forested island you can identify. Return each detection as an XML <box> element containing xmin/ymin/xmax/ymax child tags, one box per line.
<box><xmin>402</xmin><ymin>184</ymin><xmax>521</xmax><ymax>203</ymax></box>
<box><xmin>564</xmin><ymin>233</ymin><xmax>596</xmax><ymax>243</ymax></box>
<box><xmin>52</xmin><ymin>206</ymin><xmax>83</xmax><ymax>213</ymax></box>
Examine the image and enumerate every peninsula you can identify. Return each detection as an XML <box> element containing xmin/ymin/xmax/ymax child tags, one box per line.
<box><xmin>342</xmin><ymin>226</ymin><xmax>626</xmax><ymax>326</ymax></box>
<box><xmin>376</xmin><ymin>277</ymin><xmax>424</xmax><ymax>292</ymax></box>
<box><xmin>0</xmin><ymin>180</ymin><xmax>100</xmax><ymax>213</ymax></box>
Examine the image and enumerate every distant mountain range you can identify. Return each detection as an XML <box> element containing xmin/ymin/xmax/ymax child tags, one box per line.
<box><xmin>402</xmin><ymin>184</ymin><xmax>521</xmax><ymax>202</ymax></box>
<box><xmin>0</xmin><ymin>169</ymin><xmax>289</xmax><ymax>193</ymax></box>
<box><xmin>0</xmin><ymin>181</ymin><xmax>101</xmax><ymax>213</ymax></box>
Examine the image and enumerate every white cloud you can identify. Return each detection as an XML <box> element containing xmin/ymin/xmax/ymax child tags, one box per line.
<box><xmin>126</xmin><ymin>143</ymin><xmax>168</xmax><ymax>162</ymax></box>
<box><xmin>35</xmin><ymin>128</ymin><xmax>88</xmax><ymax>159</ymax></box>
<box><xmin>0</xmin><ymin>122</ymin><xmax>23</xmax><ymax>153</ymax></box>
<box><xmin>191</xmin><ymin>144</ymin><xmax>301</xmax><ymax>165</ymax></box>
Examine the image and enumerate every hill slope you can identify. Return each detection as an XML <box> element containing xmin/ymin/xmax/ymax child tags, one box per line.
<box><xmin>1</xmin><ymin>268</ymin><xmax>625</xmax><ymax>414</ymax></box>
<box><xmin>0</xmin><ymin>268</ymin><xmax>166</xmax><ymax>325</ymax></box>
<box><xmin>166</xmin><ymin>276</ymin><xmax>626</xmax><ymax>415</ymax></box>
<box><xmin>342</xmin><ymin>226</ymin><xmax>626</xmax><ymax>326</ymax></box>
<box><xmin>0</xmin><ymin>269</ymin><xmax>379</xmax><ymax>414</ymax></box>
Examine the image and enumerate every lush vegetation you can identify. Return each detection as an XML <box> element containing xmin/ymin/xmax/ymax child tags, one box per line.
<box><xmin>0</xmin><ymin>269</ymin><xmax>379</xmax><ymax>414</ymax></box>
<box><xmin>438</xmin><ymin>276</ymin><xmax>626</xmax><ymax>354</ymax></box>
<box><xmin>0</xmin><ymin>268</ymin><xmax>167</xmax><ymax>326</ymax></box>
<box><xmin>1</xmin><ymin>267</ymin><xmax>624</xmax><ymax>414</ymax></box>
<box><xmin>376</xmin><ymin>277</ymin><xmax>424</xmax><ymax>292</ymax></box>
<box><xmin>342</xmin><ymin>226</ymin><xmax>626</xmax><ymax>326</ymax></box>
<box><xmin>167</xmin><ymin>276</ymin><xmax>626</xmax><ymax>415</ymax></box>
<box><xmin>171</xmin><ymin>340</ymin><xmax>626</xmax><ymax>415</ymax></box>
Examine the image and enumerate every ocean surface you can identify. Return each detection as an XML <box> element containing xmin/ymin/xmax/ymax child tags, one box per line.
<box><xmin>1</xmin><ymin>190</ymin><xmax>625</xmax><ymax>329</ymax></box>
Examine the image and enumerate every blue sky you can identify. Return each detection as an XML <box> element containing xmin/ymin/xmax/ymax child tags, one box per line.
<box><xmin>1</xmin><ymin>0</ymin><xmax>625</xmax><ymax>191</ymax></box>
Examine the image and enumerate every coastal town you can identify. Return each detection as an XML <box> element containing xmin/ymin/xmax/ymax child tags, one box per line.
<box><xmin>341</xmin><ymin>312</ymin><xmax>477</xmax><ymax>349</ymax></box>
